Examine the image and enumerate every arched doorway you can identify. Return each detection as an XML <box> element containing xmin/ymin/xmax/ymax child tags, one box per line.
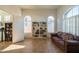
<box><xmin>47</xmin><ymin>16</ymin><xmax>55</xmax><ymax>33</ymax></box>
<box><xmin>24</xmin><ymin>16</ymin><xmax>32</xmax><ymax>38</ymax></box>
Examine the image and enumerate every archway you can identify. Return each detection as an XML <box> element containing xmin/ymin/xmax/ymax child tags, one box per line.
<box><xmin>0</xmin><ymin>9</ymin><xmax>13</xmax><ymax>42</ymax></box>
<box><xmin>47</xmin><ymin>16</ymin><xmax>55</xmax><ymax>33</ymax></box>
<box><xmin>24</xmin><ymin>16</ymin><xmax>32</xmax><ymax>38</ymax></box>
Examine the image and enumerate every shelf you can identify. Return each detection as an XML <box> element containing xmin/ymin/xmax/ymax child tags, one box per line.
<box><xmin>5</xmin><ymin>23</ymin><xmax>12</xmax><ymax>41</ymax></box>
<box><xmin>32</xmin><ymin>22</ymin><xmax>47</xmax><ymax>38</ymax></box>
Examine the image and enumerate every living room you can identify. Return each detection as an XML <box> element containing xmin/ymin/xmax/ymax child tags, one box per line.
<box><xmin>0</xmin><ymin>5</ymin><xmax>79</xmax><ymax>53</ymax></box>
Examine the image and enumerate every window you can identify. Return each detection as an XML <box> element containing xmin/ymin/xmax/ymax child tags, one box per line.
<box><xmin>5</xmin><ymin>16</ymin><xmax>11</xmax><ymax>23</ymax></box>
<box><xmin>0</xmin><ymin>16</ymin><xmax>2</xmax><ymax>26</ymax></box>
<box><xmin>24</xmin><ymin>16</ymin><xmax>32</xmax><ymax>33</ymax></box>
<box><xmin>0</xmin><ymin>16</ymin><xmax>1</xmax><ymax>22</ymax></box>
<box><xmin>65</xmin><ymin>6</ymin><xmax>79</xmax><ymax>18</ymax></box>
<box><xmin>47</xmin><ymin>16</ymin><xmax>55</xmax><ymax>33</ymax></box>
<box><xmin>63</xmin><ymin>6</ymin><xmax>79</xmax><ymax>35</ymax></box>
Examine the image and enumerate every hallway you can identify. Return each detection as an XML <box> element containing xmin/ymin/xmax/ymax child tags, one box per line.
<box><xmin>0</xmin><ymin>39</ymin><xmax>63</xmax><ymax>53</ymax></box>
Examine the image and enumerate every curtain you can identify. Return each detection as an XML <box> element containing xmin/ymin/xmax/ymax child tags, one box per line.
<box><xmin>63</xmin><ymin>15</ymin><xmax>79</xmax><ymax>35</ymax></box>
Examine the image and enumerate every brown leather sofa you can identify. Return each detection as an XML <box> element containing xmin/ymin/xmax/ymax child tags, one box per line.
<box><xmin>51</xmin><ymin>32</ymin><xmax>79</xmax><ymax>53</ymax></box>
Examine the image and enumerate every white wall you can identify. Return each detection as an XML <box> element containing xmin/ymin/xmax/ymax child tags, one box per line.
<box><xmin>0</xmin><ymin>6</ymin><xmax>21</xmax><ymax>16</ymax></box>
<box><xmin>22</xmin><ymin>9</ymin><xmax>57</xmax><ymax>38</ymax></box>
<box><xmin>57</xmin><ymin>5</ymin><xmax>75</xmax><ymax>32</ymax></box>
<box><xmin>22</xmin><ymin>9</ymin><xmax>57</xmax><ymax>21</ymax></box>
<box><xmin>13</xmin><ymin>16</ymin><xmax>24</xmax><ymax>43</ymax></box>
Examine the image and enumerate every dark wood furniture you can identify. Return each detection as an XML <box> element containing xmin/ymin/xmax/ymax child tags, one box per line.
<box><xmin>5</xmin><ymin>23</ymin><xmax>12</xmax><ymax>41</ymax></box>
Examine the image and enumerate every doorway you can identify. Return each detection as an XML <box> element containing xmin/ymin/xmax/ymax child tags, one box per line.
<box><xmin>0</xmin><ymin>10</ymin><xmax>13</xmax><ymax>42</ymax></box>
<box><xmin>24</xmin><ymin>16</ymin><xmax>32</xmax><ymax>39</ymax></box>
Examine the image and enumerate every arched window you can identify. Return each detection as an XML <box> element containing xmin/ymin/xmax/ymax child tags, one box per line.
<box><xmin>63</xmin><ymin>6</ymin><xmax>79</xmax><ymax>35</ymax></box>
<box><xmin>5</xmin><ymin>15</ymin><xmax>11</xmax><ymax>23</ymax></box>
<box><xmin>24</xmin><ymin>16</ymin><xmax>32</xmax><ymax>33</ymax></box>
<box><xmin>65</xmin><ymin>6</ymin><xmax>79</xmax><ymax>18</ymax></box>
<box><xmin>47</xmin><ymin>16</ymin><xmax>55</xmax><ymax>33</ymax></box>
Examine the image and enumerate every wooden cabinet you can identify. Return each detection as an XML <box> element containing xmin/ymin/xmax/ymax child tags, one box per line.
<box><xmin>5</xmin><ymin>23</ymin><xmax>12</xmax><ymax>41</ymax></box>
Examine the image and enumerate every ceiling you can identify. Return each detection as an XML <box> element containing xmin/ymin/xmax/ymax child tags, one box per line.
<box><xmin>18</xmin><ymin>5</ymin><xmax>61</xmax><ymax>10</ymax></box>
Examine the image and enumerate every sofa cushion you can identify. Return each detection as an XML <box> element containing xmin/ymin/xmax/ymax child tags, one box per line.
<box><xmin>57</xmin><ymin>32</ymin><xmax>63</xmax><ymax>36</ymax></box>
<box><xmin>62</xmin><ymin>33</ymin><xmax>74</xmax><ymax>40</ymax></box>
<box><xmin>68</xmin><ymin>34</ymin><xmax>74</xmax><ymax>40</ymax></box>
<box><xmin>57</xmin><ymin>32</ymin><xmax>63</xmax><ymax>39</ymax></box>
<box><xmin>74</xmin><ymin>36</ymin><xmax>79</xmax><ymax>41</ymax></box>
<box><xmin>62</xmin><ymin>34</ymin><xmax>69</xmax><ymax>40</ymax></box>
<box><xmin>67</xmin><ymin>40</ymin><xmax>79</xmax><ymax>46</ymax></box>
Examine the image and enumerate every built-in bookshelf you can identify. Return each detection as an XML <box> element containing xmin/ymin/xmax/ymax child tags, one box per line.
<box><xmin>32</xmin><ymin>22</ymin><xmax>47</xmax><ymax>38</ymax></box>
<box><xmin>5</xmin><ymin>23</ymin><xmax>12</xmax><ymax>41</ymax></box>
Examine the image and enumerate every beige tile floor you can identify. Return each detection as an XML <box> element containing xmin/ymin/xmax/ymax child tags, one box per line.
<box><xmin>0</xmin><ymin>38</ymin><xmax>63</xmax><ymax>53</ymax></box>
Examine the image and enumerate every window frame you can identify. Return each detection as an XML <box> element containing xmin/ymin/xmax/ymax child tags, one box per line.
<box><xmin>63</xmin><ymin>6</ymin><xmax>79</xmax><ymax>35</ymax></box>
<box><xmin>24</xmin><ymin>16</ymin><xmax>32</xmax><ymax>33</ymax></box>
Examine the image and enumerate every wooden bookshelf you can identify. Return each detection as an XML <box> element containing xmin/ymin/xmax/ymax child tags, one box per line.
<box><xmin>5</xmin><ymin>23</ymin><xmax>12</xmax><ymax>41</ymax></box>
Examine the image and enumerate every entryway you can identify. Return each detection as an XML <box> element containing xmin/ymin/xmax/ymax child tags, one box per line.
<box><xmin>0</xmin><ymin>9</ymin><xmax>13</xmax><ymax>42</ymax></box>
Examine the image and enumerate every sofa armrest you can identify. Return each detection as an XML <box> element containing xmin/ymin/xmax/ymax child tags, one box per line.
<box><xmin>65</xmin><ymin>40</ymin><xmax>79</xmax><ymax>46</ymax></box>
<box><xmin>51</xmin><ymin>33</ymin><xmax>57</xmax><ymax>37</ymax></box>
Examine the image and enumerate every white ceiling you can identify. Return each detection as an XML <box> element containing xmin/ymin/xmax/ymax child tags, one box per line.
<box><xmin>18</xmin><ymin>5</ymin><xmax>61</xmax><ymax>10</ymax></box>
